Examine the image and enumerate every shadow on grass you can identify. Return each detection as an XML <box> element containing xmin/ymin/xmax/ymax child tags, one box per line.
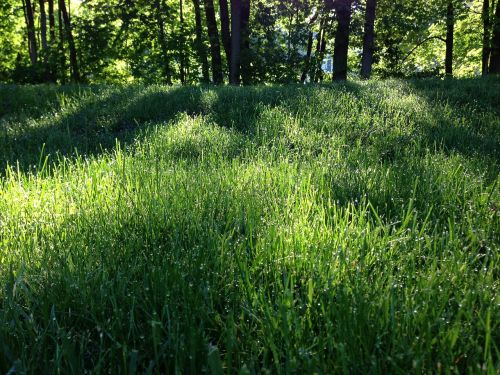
<box><xmin>0</xmin><ymin>79</ymin><xmax>498</xmax><ymax>175</ymax></box>
<box><xmin>406</xmin><ymin>78</ymin><xmax>499</xmax><ymax>162</ymax></box>
<box><xmin>0</xmin><ymin>84</ymin><xmax>307</xmax><ymax>172</ymax></box>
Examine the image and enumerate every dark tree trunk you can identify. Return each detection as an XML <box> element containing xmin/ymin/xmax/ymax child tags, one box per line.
<box><xmin>301</xmin><ymin>31</ymin><xmax>313</xmax><ymax>83</ymax></box>
<box><xmin>204</xmin><ymin>0</ymin><xmax>224</xmax><ymax>83</ymax></box>
<box><xmin>192</xmin><ymin>0</ymin><xmax>210</xmax><ymax>82</ymax></box>
<box><xmin>318</xmin><ymin>27</ymin><xmax>327</xmax><ymax>82</ymax></box>
<box><xmin>179</xmin><ymin>0</ymin><xmax>186</xmax><ymax>84</ymax></box>
<box><xmin>360</xmin><ymin>0</ymin><xmax>376</xmax><ymax>79</ymax></box>
<box><xmin>311</xmin><ymin>18</ymin><xmax>324</xmax><ymax>83</ymax></box>
<box><xmin>481</xmin><ymin>0</ymin><xmax>490</xmax><ymax>76</ymax></box>
<box><xmin>445</xmin><ymin>0</ymin><xmax>454</xmax><ymax>76</ymax></box>
<box><xmin>39</xmin><ymin>0</ymin><xmax>48</xmax><ymax>55</ymax></box>
<box><xmin>58</xmin><ymin>4</ymin><xmax>66</xmax><ymax>83</ymax></box>
<box><xmin>48</xmin><ymin>0</ymin><xmax>55</xmax><ymax>42</ymax></box>
<box><xmin>490</xmin><ymin>0</ymin><xmax>500</xmax><ymax>73</ymax></box>
<box><xmin>59</xmin><ymin>0</ymin><xmax>79</xmax><ymax>82</ymax></box>
<box><xmin>230</xmin><ymin>0</ymin><xmax>241</xmax><ymax>84</ymax></box>
<box><xmin>47</xmin><ymin>0</ymin><xmax>56</xmax><ymax>80</ymax></box>
<box><xmin>219</xmin><ymin>0</ymin><xmax>231</xmax><ymax>68</ymax></box>
<box><xmin>482</xmin><ymin>0</ymin><xmax>491</xmax><ymax>75</ymax></box>
<box><xmin>23</xmin><ymin>0</ymin><xmax>38</xmax><ymax>66</ymax></box>
<box><xmin>154</xmin><ymin>0</ymin><xmax>172</xmax><ymax>84</ymax></box>
<box><xmin>240</xmin><ymin>0</ymin><xmax>251</xmax><ymax>84</ymax></box>
<box><xmin>333</xmin><ymin>0</ymin><xmax>353</xmax><ymax>81</ymax></box>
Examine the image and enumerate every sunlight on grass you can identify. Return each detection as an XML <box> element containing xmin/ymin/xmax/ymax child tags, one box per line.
<box><xmin>0</xmin><ymin>79</ymin><xmax>498</xmax><ymax>373</ymax></box>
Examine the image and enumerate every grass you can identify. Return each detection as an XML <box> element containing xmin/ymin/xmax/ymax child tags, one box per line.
<box><xmin>0</xmin><ymin>78</ymin><xmax>498</xmax><ymax>374</ymax></box>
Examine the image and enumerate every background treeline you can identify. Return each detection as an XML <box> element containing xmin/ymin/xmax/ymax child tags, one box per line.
<box><xmin>1</xmin><ymin>0</ymin><xmax>499</xmax><ymax>84</ymax></box>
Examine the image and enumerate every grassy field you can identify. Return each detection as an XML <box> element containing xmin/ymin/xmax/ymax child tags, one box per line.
<box><xmin>0</xmin><ymin>78</ymin><xmax>499</xmax><ymax>374</ymax></box>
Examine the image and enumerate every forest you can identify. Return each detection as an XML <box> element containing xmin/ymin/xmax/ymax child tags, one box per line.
<box><xmin>1</xmin><ymin>0</ymin><xmax>500</xmax><ymax>84</ymax></box>
<box><xmin>0</xmin><ymin>0</ymin><xmax>499</xmax><ymax>374</ymax></box>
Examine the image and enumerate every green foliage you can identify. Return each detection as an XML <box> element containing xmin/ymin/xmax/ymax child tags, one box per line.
<box><xmin>0</xmin><ymin>79</ymin><xmax>498</xmax><ymax>373</ymax></box>
<box><xmin>0</xmin><ymin>0</ymin><xmax>493</xmax><ymax>83</ymax></box>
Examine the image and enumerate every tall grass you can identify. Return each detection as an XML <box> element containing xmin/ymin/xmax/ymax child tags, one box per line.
<box><xmin>0</xmin><ymin>78</ymin><xmax>498</xmax><ymax>373</ymax></box>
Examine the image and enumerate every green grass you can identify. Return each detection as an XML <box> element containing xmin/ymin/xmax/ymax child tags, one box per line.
<box><xmin>0</xmin><ymin>78</ymin><xmax>499</xmax><ymax>374</ymax></box>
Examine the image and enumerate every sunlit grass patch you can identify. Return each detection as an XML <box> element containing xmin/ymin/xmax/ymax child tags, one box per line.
<box><xmin>0</xmin><ymin>78</ymin><xmax>498</xmax><ymax>373</ymax></box>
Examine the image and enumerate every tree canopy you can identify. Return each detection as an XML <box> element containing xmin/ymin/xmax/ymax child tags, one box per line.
<box><xmin>0</xmin><ymin>0</ymin><xmax>498</xmax><ymax>84</ymax></box>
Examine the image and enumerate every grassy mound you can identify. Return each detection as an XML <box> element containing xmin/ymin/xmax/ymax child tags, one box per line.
<box><xmin>0</xmin><ymin>79</ymin><xmax>498</xmax><ymax>373</ymax></box>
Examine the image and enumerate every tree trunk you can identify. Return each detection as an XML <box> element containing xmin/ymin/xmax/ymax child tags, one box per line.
<box><xmin>482</xmin><ymin>0</ymin><xmax>491</xmax><ymax>75</ymax></box>
<box><xmin>240</xmin><ymin>0</ymin><xmax>251</xmax><ymax>84</ymax></box>
<box><xmin>48</xmin><ymin>0</ymin><xmax>55</xmax><ymax>41</ymax></box>
<box><xmin>301</xmin><ymin>31</ymin><xmax>313</xmax><ymax>83</ymax></box>
<box><xmin>204</xmin><ymin>0</ymin><xmax>224</xmax><ymax>83</ymax></box>
<box><xmin>39</xmin><ymin>0</ymin><xmax>48</xmax><ymax>55</ymax></box>
<box><xmin>38</xmin><ymin>0</ymin><xmax>49</xmax><ymax>81</ymax></box>
<box><xmin>58</xmin><ymin>4</ymin><xmax>66</xmax><ymax>83</ymax></box>
<box><xmin>179</xmin><ymin>0</ymin><xmax>186</xmax><ymax>84</ymax></box>
<box><xmin>59</xmin><ymin>0</ymin><xmax>80</xmax><ymax>82</ymax></box>
<box><xmin>360</xmin><ymin>0</ymin><xmax>376</xmax><ymax>79</ymax></box>
<box><xmin>154</xmin><ymin>0</ymin><xmax>172</xmax><ymax>84</ymax></box>
<box><xmin>311</xmin><ymin>18</ymin><xmax>324</xmax><ymax>83</ymax></box>
<box><xmin>489</xmin><ymin>0</ymin><xmax>500</xmax><ymax>72</ymax></box>
<box><xmin>445</xmin><ymin>0</ymin><xmax>454</xmax><ymax>76</ymax></box>
<box><xmin>333</xmin><ymin>0</ymin><xmax>353</xmax><ymax>81</ymax></box>
<box><xmin>192</xmin><ymin>0</ymin><xmax>210</xmax><ymax>82</ymax></box>
<box><xmin>219</xmin><ymin>0</ymin><xmax>231</xmax><ymax>68</ymax></box>
<box><xmin>318</xmin><ymin>27</ymin><xmax>327</xmax><ymax>82</ymax></box>
<box><xmin>47</xmin><ymin>0</ymin><xmax>56</xmax><ymax>80</ymax></box>
<box><xmin>230</xmin><ymin>0</ymin><xmax>241</xmax><ymax>84</ymax></box>
<box><xmin>23</xmin><ymin>0</ymin><xmax>38</xmax><ymax>66</ymax></box>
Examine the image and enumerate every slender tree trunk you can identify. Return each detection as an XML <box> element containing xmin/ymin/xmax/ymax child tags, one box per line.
<box><xmin>301</xmin><ymin>31</ymin><xmax>313</xmax><ymax>83</ymax></box>
<box><xmin>333</xmin><ymin>0</ymin><xmax>353</xmax><ymax>81</ymax></box>
<box><xmin>59</xmin><ymin>0</ymin><xmax>79</xmax><ymax>82</ymax></box>
<box><xmin>23</xmin><ymin>0</ymin><xmax>38</xmax><ymax>66</ymax></box>
<box><xmin>39</xmin><ymin>0</ymin><xmax>49</xmax><ymax>80</ymax></box>
<box><xmin>482</xmin><ymin>0</ymin><xmax>491</xmax><ymax>75</ymax></box>
<box><xmin>240</xmin><ymin>0</ymin><xmax>251</xmax><ymax>84</ymax></box>
<box><xmin>39</xmin><ymin>0</ymin><xmax>48</xmax><ymax>55</ymax></box>
<box><xmin>58</xmin><ymin>4</ymin><xmax>66</xmax><ymax>83</ymax></box>
<box><xmin>219</xmin><ymin>0</ymin><xmax>231</xmax><ymax>69</ymax></box>
<box><xmin>445</xmin><ymin>0</ymin><xmax>454</xmax><ymax>76</ymax></box>
<box><xmin>192</xmin><ymin>0</ymin><xmax>210</xmax><ymax>82</ymax></box>
<box><xmin>318</xmin><ymin>27</ymin><xmax>327</xmax><ymax>82</ymax></box>
<box><xmin>490</xmin><ymin>0</ymin><xmax>500</xmax><ymax>72</ymax></box>
<box><xmin>230</xmin><ymin>0</ymin><xmax>241</xmax><ymax>84</ymax></box>
<box><xmin>311</xmin><ymin>18</ymin><xmax>324</xmax><ymax>83</ymax></box>
<box><xmin>47</xmin><ymin>0</ymin><xmax>56</xmax><ymax>80</ymax></box>
<box><xmin>48</xmin><ymin>0</ymin><xmax>55</xmax><ymax>41</ymax></box>
<box><xmin>179</xmin><ymin>0</ymin><xmax>186</xmax><ymax>84</ymax></box>
<box><xmin>204</xmin><ymin>0</ymin><xmax>224</xmax><ymax>83</ymax></box>
<box><xmin>154</xmin><ymin>0</ymin><xmax>172</xmax><ymax>84</ymax></box>
<box><xmin>360</xmin><ymin>0</ymin><xmax>376</xmax><ymax>79</ymax></box>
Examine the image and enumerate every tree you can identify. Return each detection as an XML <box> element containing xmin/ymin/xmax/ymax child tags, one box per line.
<box><xmin>192</xmin><ymin>0</ymin><xmax>210</xmax><ymax>82</ymax></box>
<box><xmin>445</xmin><ymin>0</ymin><xmax>454</xmax><ymax>76</ymax></box>
<box><xmin>230</xmin><ymin>0</ymin><xmax>242</xmax><ymax>84</ymax></box>
<box><xmin>39</xmin><ymin>0</ymin><xmax>48</xmax><ymax>69</ymax></box>
<box><xmin>360</xmin><ymin>0</ymin><xmax>377</xmax><ymax>79</ymax></box>
<box><xmin>219</xmin><ymin>0</ymin><xmax>232</xmax><ymax>68</ymax></box>
<box><xmin>204</xmin><ymin>0</ymin><xmax>224</xmax><ymax>83</ymax></box>
<box><xmin>154</xmin><ymin>0</ymin><xmax>172</xmax><ymax>84</ymax></box>
<box><xmin>300</xmin><ymin>31</ymin><xmax>313</xmax><ymax>82</ymax></box>
<box><xmin>47</xmin><ymin>0</ymin><xmax>56</xmax><ymax>80</ymax></box>
<box><xmin>490</xmin><ymin>0</ymin><xmax>500</xmax><ymax>72</ymax></box>
<box><xmin>333</xmin><ymin>0</ymin><xmax>353</xmax><ymax>81</ymax></box>
<box><xmin>22</xmin><ymin>0</ymin><xmax>38</xmax><ymax>67</ymax></box>
<box><xmin>179</xmin><ymin>0</ymin><xmax>186</xmax><ymax>84</ymax></box>
<box><xmin>59</xmin><ymin>0</ymin><xmax>80</xmax><ymax>82</ymax></box>
<box><xmin>240</xmin><ymin>0</ymin><xmax>251</xmax><ymax>84</ymax></box>
<box><xmin>482</xmin><ymin>0</ymin><xmax>491</xmax><ymax>75</ymax></box>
